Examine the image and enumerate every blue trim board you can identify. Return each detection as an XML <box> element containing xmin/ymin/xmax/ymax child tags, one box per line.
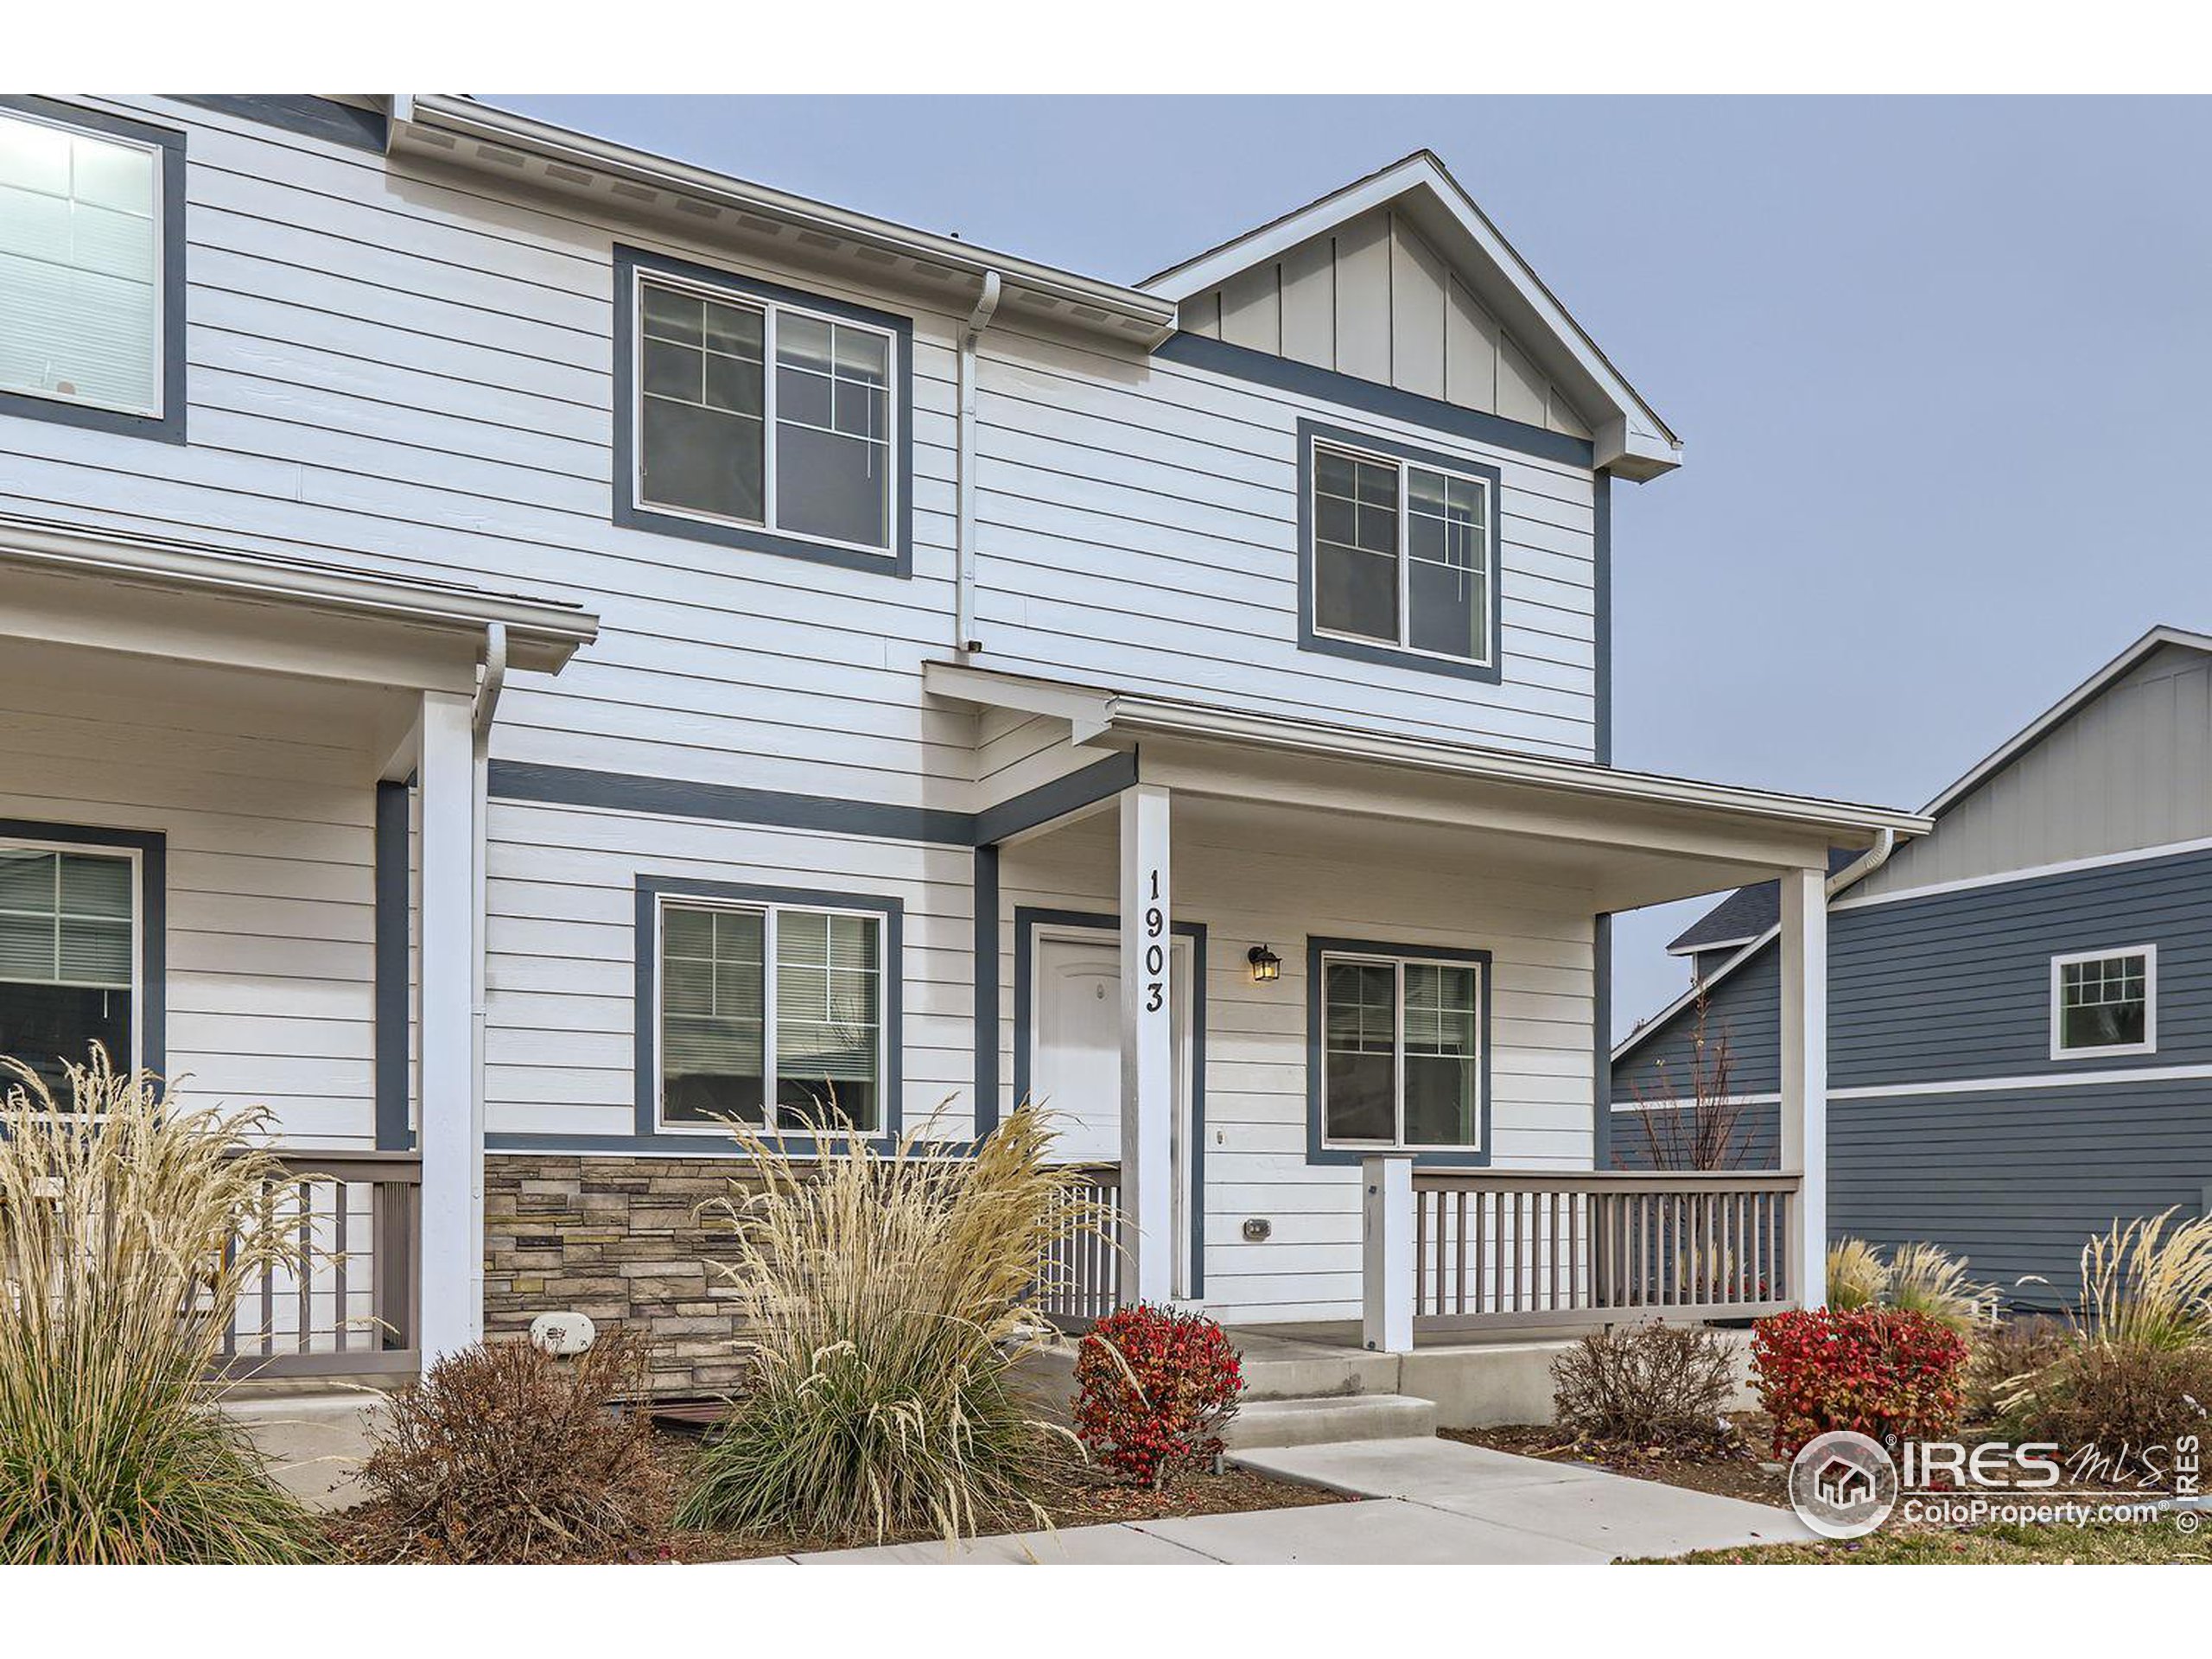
<box><xmin>974</xmin><ymin>753</ymin><xmax>1137</xmax><ymax>846</ymax></box>
<box><xmin>1592</xmin><ymin>912</ymin><xmax>1612</xmax><ymax>1168</ymax></box>
<box><xmin>0</xmin><ymin>99</ymin><xmax>187</xmax><ymax>445</ymax></box>
<box><xmin>0</xmin><ymin>817</ymin><xmax>166</xmax><ymax>1080</ymax></box>
<box><xmin>1156</xmin><ymin>333</ymin><xmax>1594</xmax><ymax>471</ymax></box>
<box><xmin>631</xmin><ymin>874</ymin><xmax>905</xmax><ymax>1151</ymax></box>
<box><xmin>1304</xmin><ymin>935</ymin><xmax>1491</xmax><ymax>1169</ymax></box>
<box><xmin>1011</xmin><ymin>906</ymin><xmax>1209</xmax><ymax>1298</ymax></box>
<box><xmin>612</xmin><ymin>245</ymin><xmax>916</xmax><ymax>577</ymax></box>
<box><xmin>373</xmin><ymin>781</ymin><xmax>410</xmax><ymax>1151</ymax></box>
<box><xmin>1294</xmin><ymin>419</ymin><xmax>1505</xmax><ymax>686</ymax></box>
<box><xmin>490</xmin><ymin>759</ymin><xmax>976</xmax><ymax>847</ymax></box>
<box><xmin>171</xmin><ymin>94</ymin><xmax>386</xmax><ymax>152</ymax></box>
<box><xmin>972</xmin><ymin>844</ymin><xmax>1001</xmax><ymax>1135</ymax></box>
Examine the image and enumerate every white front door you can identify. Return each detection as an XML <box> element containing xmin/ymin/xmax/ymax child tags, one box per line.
<box><xmin>1032</xmin><ymin>928</ymin><xmax>1196</xmax><ymax>1300</ymax></box>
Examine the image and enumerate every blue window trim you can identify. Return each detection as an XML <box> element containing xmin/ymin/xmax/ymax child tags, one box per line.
<box><xmin>1011</xmin><ymin>906</ymin><xmax>1207</xmax><ymax>1298</ymax></box>
<box><xmin>612</xmin><ymin>244</ymin><xmax>914</xmax><ymax>577</ymax></box>
<box><xmin>372</xmin><ymin>781</ymin><xmax>410</xmax><ymax>1151</ymax></box>
<box><xmin>1295</xmin><ymin>418</ymin><xmax>1504</xmax><ymax>685</ymax></box>
<box><xmin>615</xmin><ymin>874</ymin><xmax>905</xmax><ymax>1155</ymax></box>
<box><xmin>0</xmin><ymin>98</ymin><xmax>187</xmax><ymax>445</ymax></box>
<box><xmin>0</xmin><ymin>817</ymin><xmax>166</xmax><ymax>1081</ymax></box>
<box><xmin>1306</xmin><ymin>935</ymin><xmax>1491</xmax><ymax>1169</ymax></box>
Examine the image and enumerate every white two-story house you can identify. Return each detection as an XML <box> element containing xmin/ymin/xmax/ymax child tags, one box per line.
<box><xmin>0</xmin><ymin>94</ymin><xmax>1927</xmax><ymax>1395</ymax></box>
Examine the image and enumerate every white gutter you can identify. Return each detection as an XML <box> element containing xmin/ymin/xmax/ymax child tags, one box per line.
<box><xmin>954</xmin><ymin>271</ymin><xmax>1003</xmax><ymax>654</ymax></box>
<box><xmin>467</xmin><ymin>621</ymin><xmax>506</xmax><ymax>1335</ymax></box>
<box><xmin>1826</xmin><ymin>827</ymin><xmax>1895</xmax><ymax>898</ymax></box>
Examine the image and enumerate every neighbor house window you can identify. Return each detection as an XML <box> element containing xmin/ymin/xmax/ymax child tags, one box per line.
<box><xmin>2051</xmin><ymin>946</ymin><xmax>2156</xmax><ymax>1058</ymax></box>
<box><xmin>0</xmin><ymin>844</ymin><xmax>137</xmax><ymax>1097</ymax></box>
<box><xmin>1311</xmin><ymin>435</ymin><xmax>1494</xmax><ymax>666</ymax></box>
<box><xmin>658</xmin><ymin>898</ymin><xmax>885</xmax><ymax>1132</ymax></box>
<box><xmin>1319</xmin><ymin>950</ymin><xmax>1483</xmax><ymax>1150</ymax></box>
<box><xmin>627</xmin><ymin>258</ymin><xmax>899</xmax><ymax>560</ymax></box>
<box><xmin>0</xmin><ymin>102</ymin><xmax>174</xmax><ymax>425</ymax></box>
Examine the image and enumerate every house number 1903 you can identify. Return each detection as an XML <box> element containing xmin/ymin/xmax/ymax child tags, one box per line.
<box><xmin>1143</xmin><ymin>868</ymin><xmax>1166</xmax><ymax>1013</ymax></box>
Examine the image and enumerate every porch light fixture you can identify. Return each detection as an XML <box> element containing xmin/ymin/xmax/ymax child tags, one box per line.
<box><xmin>1247</xmin><ymin>944</ymin><xmax>1281</xmax><ymax>983</ymax></box>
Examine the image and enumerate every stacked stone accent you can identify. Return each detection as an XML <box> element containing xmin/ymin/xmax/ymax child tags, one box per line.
<box><xmin>483</xmin><ymin>1154</ymin><xmax>759</xmax><ymax>1396</ymax></box>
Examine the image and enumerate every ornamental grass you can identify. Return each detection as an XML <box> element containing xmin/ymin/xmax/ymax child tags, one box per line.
<box><xmin>0</xmin><ymin>1051</ymin><xmax>323</xmax><ymax>1563</ymax></box>
<box><xmin>677</xmin><ymin>1103</ymin><xmax>1104</xmax><ymax>1547</ymax></box>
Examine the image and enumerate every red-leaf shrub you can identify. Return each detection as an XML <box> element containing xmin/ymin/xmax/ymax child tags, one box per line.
<box><xmin>1074</xmin><ymin>1304</ymin><xmax>1243</xmax><ymax>1488</ymax></box>
<box><xmin>1750</xmin><ymin>1306</ymin><xmax>1969</xmax><ymax>1459</ymax></box>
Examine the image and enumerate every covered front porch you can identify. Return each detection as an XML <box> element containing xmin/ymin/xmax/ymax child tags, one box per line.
<box><xmin>936</xmin><ymin>661</ymin><xmax>1929</xmax><ymax>1351</ymax></box>
<box><xmin>0</xmin><ymin>515</ymin><xmax>596</xmax><ymax>1380</ymax></box>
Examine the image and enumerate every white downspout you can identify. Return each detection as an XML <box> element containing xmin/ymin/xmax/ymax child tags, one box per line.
<box><xmin>467</xmin><ymin>621</ymin><xmax>506</xmax><ymax>1332</ymax></box>
<box><xmin>1825</xmin><ymin>827</ymin><xmax>1895</xmax><ymax>899</ymax></box>
<box><xmin>954</xmin><ymin>271</ymin><xmax>1002</xmax><ymax>654</ymax></box>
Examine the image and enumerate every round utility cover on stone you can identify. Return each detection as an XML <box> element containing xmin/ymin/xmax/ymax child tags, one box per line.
<box><xmin>530</xmin><ymin>1311</ymin><xmax>596</xmax><ymax>1357</ymax></box>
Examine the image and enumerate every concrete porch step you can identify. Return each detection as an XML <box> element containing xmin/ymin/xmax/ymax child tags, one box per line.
<box><xmin>1224</xmin><ymin>1392</ymin><xmax>1438</xmax><ymax>1451</ymax></box>
<box><xmin>1238</xmin><ymin>1347</ymin><xmax>1402</xmax><ymax>1402</ymax></box>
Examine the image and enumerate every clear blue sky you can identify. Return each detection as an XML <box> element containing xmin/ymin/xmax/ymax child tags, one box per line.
<box><xmin>493</xmin><ymin>95</ymin><xmax>2212</xmax><ymax>1037</ymax></box>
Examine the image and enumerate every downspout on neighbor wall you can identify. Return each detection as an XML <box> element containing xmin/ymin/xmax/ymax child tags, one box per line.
<box><xmin>954</xmin><ymin>270</ymin><xmax>1002</xmax><ymax>653</ymax></box>
<box><xmin>467</xmin><ymin>621</ymin><xmax>506</xmax><ymax>1331</ymax></box>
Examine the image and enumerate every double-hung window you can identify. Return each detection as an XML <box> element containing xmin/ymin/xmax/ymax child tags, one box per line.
<box><xmin>0</xmin><ymin>842</ymin><xmax>138</xmax><ymax>1097</ymax></box>
<box><xmin>0</xmin><ymin>101</ymin><xmax>178</xmax><ymax>432</ymax></box>
<box><xmin>1310</xmin><ymin>434</ymin><xmax>1496</xmax><ymax>667</ymax></box>
<box><xmin>1319</xmin><ymin>949</ymin><xmax>1484</xmax><ymax>1151</ymax></box>
<box><xmin>658</xmin><ymin>897</ymin><xmax>886</xmax><ymax>1133</ymax></box>
<box><xmin>627</xmin><ymin>257</ymin><xmax>900</xmax><ymax>562</ymax></box>
<box><xmin>2050</xmin><ymin>946</ymin><xmax>2156</xmax><ymax>1058</ymax></box>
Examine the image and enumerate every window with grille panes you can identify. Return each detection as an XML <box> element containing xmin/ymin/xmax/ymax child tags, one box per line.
<box><xmin>658</xmin><ymin>898</ymin><xmax>884</xmax><ymax>1132</ymax></box>
<box><xmin>0</xmin><ymin>844</ymin><xmax>137</xmax><ymax>1098</ymax></box>
<box><xmin>2052</xmin><ymin>947</ymin><xmax>2155</xmax><ymax>1058</ymax></box>
<box><xmin>1320</xmin><ymin>951</ymin><xmax>1482</xmax><ymax>1149</ymax></box>
<box><xmin>1311</xmin><ymin>439</ymin><xmax>1492</xmax><ymax>665</ymax></box>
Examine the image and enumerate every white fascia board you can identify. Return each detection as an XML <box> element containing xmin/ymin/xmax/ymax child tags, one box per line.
<box><xmin>1146</xmin><ymin>151</ymin><xmax>1681</xmax><ymax>474</ymax></box>
<box><xmin>0</xmin><ymin>514</ymin><xmax>599</xmax><ymax>673</ymax></box>
<box><xmin>394</xmin><ymin>96</ymin><xmax>1178</xmax><ymax>348</ymax></box>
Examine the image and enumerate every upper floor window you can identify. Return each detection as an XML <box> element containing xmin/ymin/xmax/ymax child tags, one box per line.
<box><xmin>2051</xmin><ymin>946</ymin><xmax>2156</xmax><ymax>1058</ymax></box>
<box><xmin>0</xmin><ymin>99</ymin><xmax>182</xmax><ymax>440</ymax></box>
<box><xmin>618</xmin><ymin>247</ymin><xmax>912</xmax><ymax>574</ymax></box>
<box><xmin>657</xmin><ymin>895</ymin><xmax>887</xmax><ymax>1135</ymax></box>
<box><xmin>1317</xmin><ymin>946</ymin><xmax>1485</xmax><ymax>1154</ymax></box>
<box><xmin>1297</xmin><ymin>421</ymin><xmax>1502</xmax><ymax>683</ymax></box>
<box><xmin>0</xmin><ymin>842</ymin><xmax>139</xmax><ymax>1099</ymax></box>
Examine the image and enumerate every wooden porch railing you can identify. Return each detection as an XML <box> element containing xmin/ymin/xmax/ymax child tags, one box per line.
<box><xmin>1410</xmin><ymin>1169</ymin><xmax>1800</xmax><ymax>1336</ymax></box>
<box><xmin>214</xmin><ymin>1150</ymin><xmax>422</xmax><ymax>1379</ymax></box>
<box><xmin>1033</xmin><ymin>1163</ymin><xmax>1120</xmax><ymax>1332</ymax></box>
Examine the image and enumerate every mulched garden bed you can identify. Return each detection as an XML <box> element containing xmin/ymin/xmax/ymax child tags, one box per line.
<box><xmin>1439</xmin><ymin>1410</ymin><xmax>1789</xmax><ymax>1510</ymax></box>
<box><xmin>329</xmin><ymin>1426</ymin><xmax>1344</xmax><ymax>1564</ymax></box>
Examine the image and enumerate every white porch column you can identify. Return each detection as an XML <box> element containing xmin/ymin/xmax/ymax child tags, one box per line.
<box><xmin>1361</xmin><ymin>1154</ymin><xmax>1415</xmax><ymax>1354</ymax></box>
<box><xmin>416</xmin><ymin>690</ymin><xmax>480</xmax><ymax>1363</ymax></box>
<box><xmin>1777</xmin><ymin>862</ymin><xmax>1829</xmax><ymax>1311</ymax></box>
<box><xmin>1118</xmin><ymin>783</ymin><xmax>1174</xmax><ymax>1306</ymax></box>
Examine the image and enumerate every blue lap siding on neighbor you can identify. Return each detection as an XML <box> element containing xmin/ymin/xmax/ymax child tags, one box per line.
<box><xmin>1612</xmin><ymin>845</ymin><xmax>2212</xmax><ymax>1306</ymax></box>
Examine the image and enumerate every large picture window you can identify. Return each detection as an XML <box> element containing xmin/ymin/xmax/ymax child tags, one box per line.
<box><xmin>0</xmin><ymin>842</ymin><xmax>138</xmax><ymax>1097</ymax></box>
<box><xmin>623</xmin><ymin>252</ymin><xmax>905</xmax><ymax>568</ymax></box>
<box><xmin>2050</xmin><ymin>946</ymin><xmax>2156</xmax><ymax>1058</ymax></box>
<box><xmin>0</xmin><ymin>99</ymin><xmax>181</xmax><ymax>437</ymax></box>
<box><xmin>1318</xmin><ymin>947</ymin><xmax>1484</xmax><ymax>1152</ymax></box>
<box><xmin>658</xmin><ymin>896</ymin><xmax>886</xmax><ymax>1133</ymax></box>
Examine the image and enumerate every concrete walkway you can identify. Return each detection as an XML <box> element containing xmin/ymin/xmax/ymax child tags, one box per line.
<box><xmin>759</xmin><ymin>1436</ymin><xmax>1815</xmax><ymax>1565</ymax></box>
<box><xmin>220</xmin><ymin>1390</ymin><xmax>391</xmax><ymax>1514</ymax></box>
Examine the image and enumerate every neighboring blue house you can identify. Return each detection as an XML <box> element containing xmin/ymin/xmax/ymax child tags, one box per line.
<box><xmin>1613</xmin><ymin>626</ymin><xmax>2212</xmax><ymax>1309</ymax></box>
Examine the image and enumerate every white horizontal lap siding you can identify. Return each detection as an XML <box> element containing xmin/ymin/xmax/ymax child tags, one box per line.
<box><xmin>969</xmin><ymin>327</ymin><xmax>1600</xmax><ymax>757</ymax></box>
<box><xmin>998</xmin><ymin>821</ymin><xmax>1596</xmax><ymax>1325</ymax></box>
<box><xmin>0</xmin><ymin>689</ymin><xmax>375</xmax><ymax>1144</ymax></box>
<box><xmin>482</xmin><ymin>802</ymin><xmax>977</xmax><ymax>1143</ymax></box>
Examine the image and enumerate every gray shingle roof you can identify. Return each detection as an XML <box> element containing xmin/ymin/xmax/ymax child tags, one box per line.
<box><xmin>1665</xmin><ymin>847</ymin><xmax>1861</xmax><ymax>956</ymax></box>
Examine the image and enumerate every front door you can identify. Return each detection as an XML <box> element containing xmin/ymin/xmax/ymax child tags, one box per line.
<box><xmin>1032</xmin><ymin>928</ymin><xmax>1196</xmax><ymax>1300</ymax></box>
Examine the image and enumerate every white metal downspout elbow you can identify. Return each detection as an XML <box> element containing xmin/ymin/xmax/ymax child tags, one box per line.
<box><xmin>954</xmin><ymin>271</ymin><xmax>1002</xmax><ymax>654</ymax></box>
<box><xmin>1826</xmin><ymin>826</ymin><xmax>1895</xmax><ymax>899</ymax></box>
<box><xmin>467</xmin><ymin>621</ymin><xmax>505</xmax><ymax>1327</ymax></box>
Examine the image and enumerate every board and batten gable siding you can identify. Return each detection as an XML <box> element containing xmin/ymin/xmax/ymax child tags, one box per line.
<box><xmin>1179</xmin><ymin>207</ymin><xmax>1594</xmax><ymax>441</ymax></box>
<box><xmin>1001</xmin><ymin>815</ymin><xmax>1598</xmax><ymax>1323</ymax></box>
<box><xmin>0</xmin><ymin>97</ymin><xmax>1606</xmax><ymax>804</ymax></box>
<box><xmin>1855</xmin><ymin>642</ymin><xmax>2212</xmax><ymax>900</ymax></box>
